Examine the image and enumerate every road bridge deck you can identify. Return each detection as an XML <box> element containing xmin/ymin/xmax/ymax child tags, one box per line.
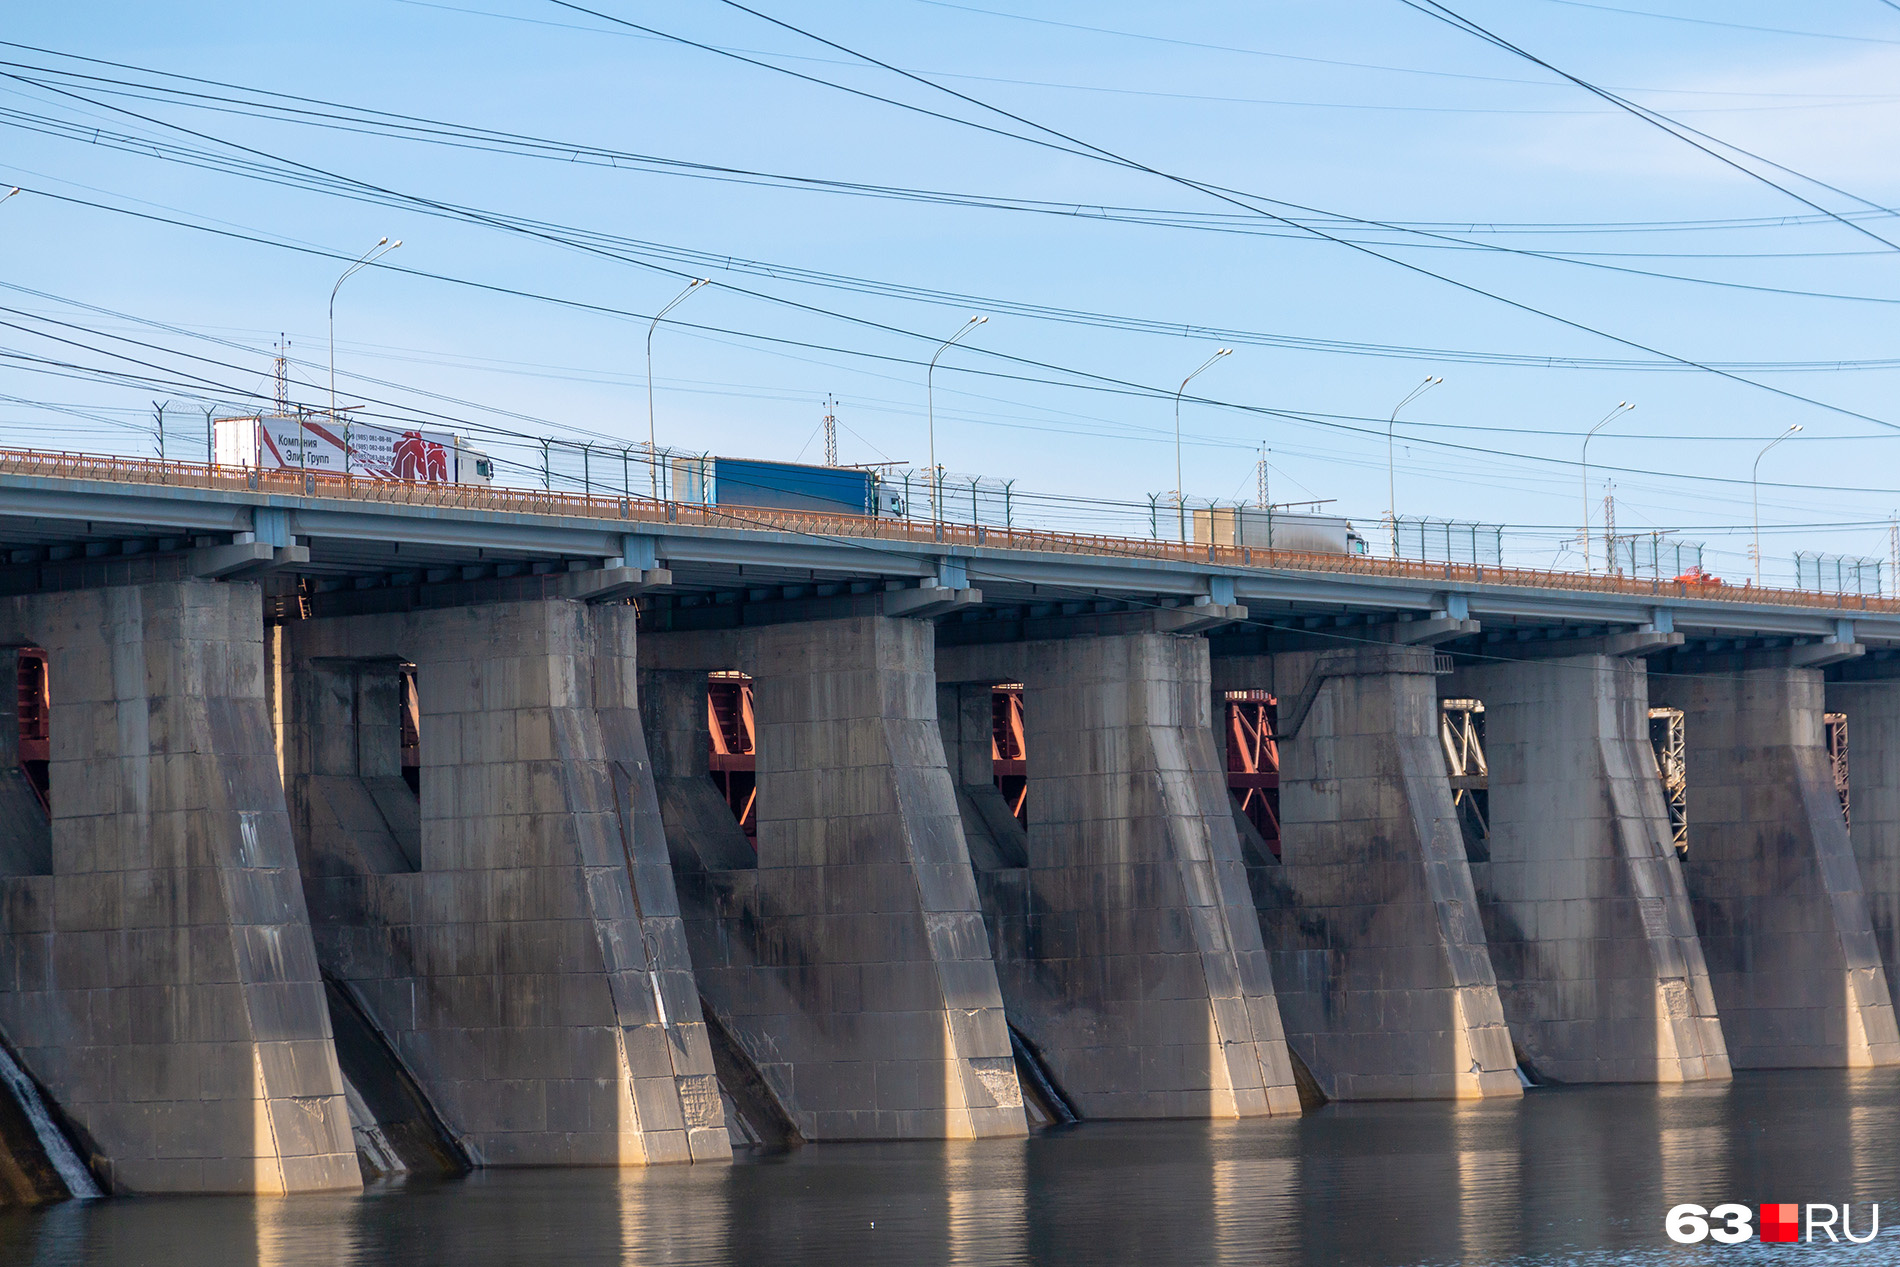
<box><xmin>0</xmin><ymin>448</ymin><xmax>1890</xmax><ymax>658</ymax></box>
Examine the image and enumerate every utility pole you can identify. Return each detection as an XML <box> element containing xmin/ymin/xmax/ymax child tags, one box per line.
<box><xmin>1889</xmin><ymin>513</ymin><xmax>1898</xmax><ymax>597</ymax></box>
<box><xmin>152</xmin><ymin>400</ymin><xmax>169</xmax><ymax>462</ymax></box>
<box><xmin>823</xmin><ymin>395</ymin><xmax>838</xmax><ymax>467</ymax></box>
<box><xmin>204</xmin><ymin>406</ymin><xmax>214</xmax><ymax>469</ymax></box>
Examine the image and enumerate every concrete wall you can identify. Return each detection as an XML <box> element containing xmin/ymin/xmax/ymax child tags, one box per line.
<box><xmin>1828</xmin><ymin>680</ymin><xmax>1900</xmax><ymax>1018</ymax></box>
<box><xmin>286</xmin><ymin>599</ymin><xmax>729</xmax><ymax>1166</ymax></box>
<box><xmin>1219</xmin><ymin>645</ymin><xmax>1521</xmax><ymax>1101</ymax></box>
<box><xmin>942</xmin><ymin>632</ymin><xmax>1301</xmax><ymax>1119</ymax></box>
<box><xmin>1451</xmin><ymin>656</ymin><xmax>1728</xmax><ymax>1083</ymax></box>
<box><xmin>1653</xmin><ymin>667</ymin><xmax>1900</xmax><ymax>1068</ymax></box>
<box><xmin>643</xmin><ymin>616</ymin><xmax>1027</xmax><ymax>1141</ymax></box>
<box><xmin>0</xmin><ymin>581</ymin><xmax>359</xmax><ymax>1194</ymax></box>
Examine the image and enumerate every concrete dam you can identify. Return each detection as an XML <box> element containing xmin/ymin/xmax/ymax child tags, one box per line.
<box><xmin>0</xmin><ymin>453</ymin><xmax>1897</xmax><ymax>1196</ymax></box>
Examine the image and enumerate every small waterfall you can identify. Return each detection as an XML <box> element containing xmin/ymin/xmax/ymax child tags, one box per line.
<box><xmin>0</xmin><ymin>1046</ymin><xmax>99</xmax><ymax>1199</ymax></box>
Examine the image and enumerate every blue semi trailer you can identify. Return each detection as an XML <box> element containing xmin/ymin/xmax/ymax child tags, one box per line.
<box><xmin>672</xmin><ymin>455</ymin><xmax>904</xmax><ymax>517</ymax></box>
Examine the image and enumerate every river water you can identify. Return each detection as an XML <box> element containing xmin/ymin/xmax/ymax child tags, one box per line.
<box><xmin>3</xmin><ymin>1069</ymin><xmax>1899</xmax><ymax>1265</ymax></box>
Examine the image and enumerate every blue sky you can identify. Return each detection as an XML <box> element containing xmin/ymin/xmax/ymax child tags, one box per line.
<box><xmin>6</xmin><ymin>1</ymin><xmax>1900</xmax><ymax>581</ymax></box>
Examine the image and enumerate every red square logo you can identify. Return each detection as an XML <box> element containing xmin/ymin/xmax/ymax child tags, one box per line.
<box><xmin>1761</xmin><ymin>1204</ymin><xmax>1800</xmax><ymax>1243</ymax></box>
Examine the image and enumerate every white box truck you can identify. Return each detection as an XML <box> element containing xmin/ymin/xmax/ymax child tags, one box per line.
<box><xmin>213</xmin><ymin>415</ymin><xmax>492</xmax><ymax>484</ymax></box>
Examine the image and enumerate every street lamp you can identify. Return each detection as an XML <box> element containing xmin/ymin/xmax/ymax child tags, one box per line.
<box><xmin>1753</xmin><ymin>424</ymin><xmax>1802</xmax><ymax>585</ymax></box>
<box><xmin>0</xmin><ymin>188</ymin><xmax>19</xmax><ymax>208</ymax></box>
<box><xmin>1174</xmin><ymin>348</ymin><xmax>1232</xmax><ymax>544</ymax></box>
<box><xmin>331</xmin><ymin>236</ymin><xmax>401</xmax><ymax>475</ymax></box>
<box><xmin>928</xmin><ymin>315</ymin><xmax>987</xmax><ymax>529</ymax></box>
<box><xmin>646</xmin><ymin>278</ymin><xmax>710</xmax><ymax>500</ymax></box>
<box><xmin>1580</xmin><ymin>401</ymin><xmax>1633</xmax><ymax>574</ymax></box>
<box><xmin>1386</xmin><ymin>376</ymin><xmax>1443</xmax><ymax>556</ymax></box>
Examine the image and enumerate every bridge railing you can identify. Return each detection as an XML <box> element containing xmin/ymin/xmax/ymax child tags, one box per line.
<box><xmin>3</xmin><ymin>445</ymin><xmax>1894</xmax><ymax>615</ymax></box>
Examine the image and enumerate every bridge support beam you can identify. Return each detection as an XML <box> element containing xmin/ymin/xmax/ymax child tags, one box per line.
<box><xmin>1449</xmin><ymin>655</ymin><xmax>1729</xmax><ymax>1083</ymax></box>
<box><xmin>941</xmin><ymin>632</ymin><xmax>1301</xmax><ymax>1119</ymax></box>
<box><xmin>1827</xmin><ymin>679</ymin><xmax>1900</xmax><ymax>1018</ymax></box>
<box><xmin>1217</xmin><ymin>645</ymin><xmax>1522</xmax><ymax>1101</ymax></box>
<box><xmin>643</xmin><ymin>616</ymin><xmax>1027</xmax><ymax>1141</ymax></box>
<box><xmin>1653</xmin><ymin>666</ymin><xmax>1900</xmax><ymax>1067</ymax></box>
<box><xmin>0</xmin><ymin>581</ymin><xmax>359</xmax><ymax>1193</ymax></box>
<box><xmin>286</xmin><ymin>599</ymin><xmax>729</xmax><ymax>1166</ymax></box>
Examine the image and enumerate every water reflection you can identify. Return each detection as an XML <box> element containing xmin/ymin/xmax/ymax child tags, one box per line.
<box><xmin>5</xmin><ymin>1071</ymin><xmax>1900</xmax><ymax>1265</ymax></box>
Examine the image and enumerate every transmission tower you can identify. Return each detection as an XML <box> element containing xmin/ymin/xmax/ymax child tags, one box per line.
<box><xmin>273</xmin><ymin>335</ymin><xmax>290</xmax><ymax>415</ymax></box>
<box><xmin>1890</xmin><ymin>513</ymin><xmax>1898</xmax><ymax>597</ymax></box>
<box><xmin>1601</xmin><ymin>482</ymin><xmax>1617</xmax><ymax>575</ymax></box>
<box><xmin>823</xmin><ymin>395</ymin><xmax>838</xmax><ymax>467</ymax></box>
<box><xmin>1256</xmin><ymin>445</ymin><xmax>1269</xmax><ymax>509</ymax></box>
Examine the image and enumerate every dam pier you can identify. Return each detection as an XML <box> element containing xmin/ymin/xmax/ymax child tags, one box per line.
<box><xmin>0</xmin><ymin>452</ymin><xmax>1893</xmax><ymax>1195</ymax></box>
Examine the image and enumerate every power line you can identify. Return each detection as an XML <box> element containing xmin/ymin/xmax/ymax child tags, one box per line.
<box><xmin>1404</xmin><ymin>2</ymin><xmax>1900</xmax><ymax>256</ymax></box>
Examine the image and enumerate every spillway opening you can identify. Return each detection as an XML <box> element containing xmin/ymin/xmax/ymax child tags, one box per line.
<box><xmin>0</xmin><ymin>648</ymin><xmax>52</xmax><ymax>877</ymax></box>
<box><xmin>1647</xmin><ymin>706</ymin><xmax>1688</xmax><ymax>855</ymax></box>
<box><xmin>1224</xmin><ymin>690</ymin><xmax>1279</xmax><ymax>860</ymax></box>
<box><xmin>398</xmin><ymin>664</ymin><xmax>420</xmax><ymax>798</ymax></box>
<box><xmin>991</xmin><ymin>684</ymin><xmax>1026</xmax><ymax>828</ymax></box>
<box><xmin>1439</xmin><ymin>699</ymin><xmax>1490</xmax><ymax>864</ymax></box>
<box><xmin>16</xmin><ymin>649</ymin><xmax>48</xmax><ymax>818</ymax></box>
<box><xmin>707</xmin><ymin>671</ymin><xmax>756</xmax><ymax>847</ymax></box>
<box><xmin>1826</xmin><ymin>710</ymin><xmax>1850</xmax><ymax>827</ymax></box>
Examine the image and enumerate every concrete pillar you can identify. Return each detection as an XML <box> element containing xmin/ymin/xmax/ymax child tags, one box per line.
<box><xmin>948</xmin><ymin>632</ymin><xmax>1301</xmax><ymax>1119</ymax></box>
<box><xmin>1452</xmin><ymin>655</ymin><xmax>1729</xmax><ymax>1082</ymax></box>
<box><xmin>286</xmin><ymin>599</ymin><xmax>730</xmax><ymax>1166</ymax></box>
<box><xmin>1224</xmin><ymin>645</ymin><xmax>1521</xmax><ymax>1100</ymax></box>
<box><xmin>645</xmin><ymin>615</ymin><xmax>1026</xmax><ymax>1141</ymax></box>
<box><xmin>1653</xmin><ymin>667</ymin><xmax>1900</xmax><ymax>1067</ymax></box>
<box><xmin>1828</xmin><ymin>679</ymin><xmax>1900</xmax><ymax>1017</ymax></box>
<box><xmin>0</xmin><ymin>581</ymin><xmax>359</xmax><ymax>1194</ymax></box>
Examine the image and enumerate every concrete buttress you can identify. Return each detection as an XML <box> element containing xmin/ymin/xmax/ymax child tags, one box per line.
<box><xmin>0</xmin><ymin>581</ymin><xmax>359</xmax><ymax>1194</ymax></box>
<box><xmin>1653</xmin><ymin>667</ymin><xmax>1900</xmax><ymax>1067</ymax></box>
<box><xmin>642</xmin><ymin>615</ymin><xmax>1027</xmax><ymax>1141</ymax></box>
<box><xmin>1450</xmin><ymin>656</ymin><xmax>1729</xmax><ymax>1083</ymax></box>
<box><xmin>941</xmin><ymin>631</ymin><xmax>1302</xmax><ymax>1119</ymax></box>
<box><xmin>1219</xmin><ymin>645</ymin><xmax>1522</xmax><ymax>1101</ymax></box>
<box><xmin>1827</xmin><ymin>679</ymin><xmax>1900</xmax><ymax>1017</ymax></box>
<box><xmin>285</xmin><ymin>599</ymin><xmax>730</xmax><ymax>1166</ymax></box>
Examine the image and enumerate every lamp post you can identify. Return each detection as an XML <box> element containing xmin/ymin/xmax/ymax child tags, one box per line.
<box><xmin>331</xmin><ymin>236</ymin><xmax>401</xmax><ymax>476</ymax></box>
<box><xmin>1753</xmin><ymin>424</ymin><xmax>1802</xmax><ymax>585</ymax></box>
<box><xmin>646</xmin><ymin>278</ymin><xmax>709</xmax><ymax>500</ymax></box>
<box><xmin>0</xmin><ymin>188</ymin><xmax>19</xmax><ymax>208</ymax></box>
<box><xmin>1174</xmin><ymin>348</ymin><xmax>1232</xmax><ymax>544</ymax></box>
<box><xmin>1580</xmin><ymin>401</ymin><xmax>1633</xmax><ymax>573</ymax></box>
<box><xmin>928</xmin><ymin>315</ymin><xmax>987</xmax><ymax>529</ymax></box>
<box><xmin>1386</xmin><ymin>376</ymin><xmax>1442</xmax><ymax>557</ymax></box>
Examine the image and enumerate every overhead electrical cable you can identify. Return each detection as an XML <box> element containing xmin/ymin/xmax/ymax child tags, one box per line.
<box><xmin>1402</xmin><ymin>1</ymin><xmax>1900</xmax><ymax>255</ymax></box>
<box><xmin>554</xmin><ymin>0</ymin><xmax>1900</xmax><ymax>432</ymax></box>
<box><xmin>10</xmin><ymin>275</ymin><xmax>1900</xmax><ymax>504</ymax></box>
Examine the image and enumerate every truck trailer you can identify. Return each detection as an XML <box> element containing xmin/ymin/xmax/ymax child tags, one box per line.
<box><xmin>212</xmin><ymin>414</ymin><xmax>494</xmax><ymax>484</ymax></box>
<box><xmin>1192</xmin><ymin>506</ymin><xmax>1367</xmax><ymax>555</ymax></box>
<box><xmin>671</xmin><ymin>455</ymin><xmax>902</xmax><ymax>517</ymax></box>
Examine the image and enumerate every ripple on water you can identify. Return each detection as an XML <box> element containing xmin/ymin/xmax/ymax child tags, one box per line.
<box><xmin>4</xmin><ymin>1069</ymin><xmax>1900</xmax><ymax>1266</ymax></box>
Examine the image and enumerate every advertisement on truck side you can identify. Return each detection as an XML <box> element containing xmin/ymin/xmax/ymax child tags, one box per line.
<box><xmin>225</xmin><ymin>415</ymin><xmax>468</xmax><ymax>482</ymax></box>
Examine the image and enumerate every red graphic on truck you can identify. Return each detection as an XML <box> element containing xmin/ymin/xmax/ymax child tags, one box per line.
<box><xmin>393</xmin><ymin>431</ymin><xmax>450</xmax><ymax>482</ymax></box>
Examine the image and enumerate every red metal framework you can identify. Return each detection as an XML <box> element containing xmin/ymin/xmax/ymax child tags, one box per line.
<box><xmin>991</xmin><ymin>685</ymin><xmax>1027</xmax><ymax>826</ymax></box>
<box><xmin>1225</xmin><ymin>691</ymin><xmax>1280</xmax><ymax>857</ymax></box>
<box><xmin>707</xmin><ymin>672</ymin><xmax>757</xmax><ymax>844</ymax></box>
<box><xmin>1826</xmin><ymin>711</ymin><xmax>1850</xmax><ymax>827</ymax></box>
<box><xmin>16</xmin><ymin>647</ymin><xmax>48</xmax><ymax>814</ymax></box>
<box><xmin>1440</xmin><ymin>699</ymin><xmax>1490</xmax><ymax>861</ymax></box>
<box><xmin>9</xmin><ymin>444</ymin><xmax>1896</xmax><ymax>615</ymax></box>
<box><xmin>399</xmin><ymin>665</ymin><xmax>421</xmax><ymax>796</ymax></box>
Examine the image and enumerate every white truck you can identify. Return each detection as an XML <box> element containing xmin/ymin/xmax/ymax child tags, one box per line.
<box><xmin>213</xmin><ymin>414</ymin><xmax>493</xmax><ymax>484</ymax></box>
<box><xmin>1193</xmin><ymin>506</ymin><xmax>1368</xmax><ymax>555</ymax></box>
